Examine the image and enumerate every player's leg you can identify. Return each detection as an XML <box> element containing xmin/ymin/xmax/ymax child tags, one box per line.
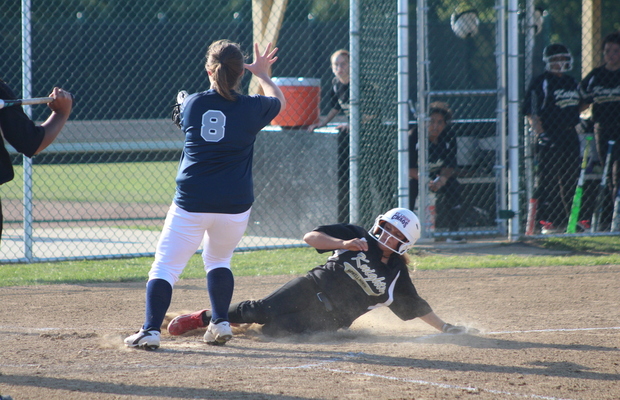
<box><xmin>0</xmin><ymin>198</ymin><xmax>3</xmax><ymax>244</ymax></box>
<box><xmin>201</xmin><ymin>208</ymin><xmax>251</xmax><ymax>344</ymax></box>
<box><xmin>611</xmin><ymin>143</ymin><xmax>620</xmax><ymax>231</ymax></box>
<box><xmin>409</xmin><ymin>177</ymin><xmax>419</xmax><ymax>211</ymax></box>
<box><xmin>168</xmin><ymin>276</ymin><xmax>341</xmax><ymax>337</ymax></box>
<box><xmin>233</xmin><ymin>275</ymin><xmax>342</xmax><ymax>336</ymax></box>
<box><xmin>125</xmin><ymin>203</ymin><xmax>207</xmax><ymax>349</ymax></box>
<box><xmin>535</xmin><ymin>145</ymin><xmax>555</xmax><ymax>231</ymax></box>
<box><xmin>595</xmin><ymin>125</ymin><xmax>615</xmax><ymax>228</ymax></box>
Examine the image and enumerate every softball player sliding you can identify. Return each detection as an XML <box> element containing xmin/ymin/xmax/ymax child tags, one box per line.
<box><xmin>168</xmin><ymin>208</ymin><xmax>471</xmax><ymax>338</ymax></box>
<box><xmin>125</xmin><ymin>40</ymin><xmax>286</xmax><ymax>350</ymax></box>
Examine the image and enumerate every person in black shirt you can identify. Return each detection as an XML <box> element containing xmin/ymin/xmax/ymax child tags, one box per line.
<box><xmin>522</xmin><ymin>43</ymin><xmax>581</xmax><ymax>233</ymax></box>
<box><xmin>0</xmin><ymin>80</ymin><xmax>73</xmax><ymax>241</ymax></box>
<box><xmin>580</xmin><ymin>32</ymin><xmax>620</xmax><ymax>230</ymax></box>
<box><xmin>409</xmin><ymin>102</ymin><xmax>463</xmax><ymax>239</ymax></box>
<box><xmin>167</xmin><ymin>208</ymin><xmax>470</xmax><ymax>338</ymax></box>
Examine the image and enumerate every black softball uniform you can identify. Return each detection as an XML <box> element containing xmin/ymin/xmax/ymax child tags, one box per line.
<box><xmin>580</xmin><ymin>66</ymin><xmax>620</xmax><ymax>225</ymax></box>
<box><xmin>522</xmin><ymin>71</ymin><xmax>581</xmax><ymax>227</ymax></box>
<box><xmin>225</xmin><ymin>223</ymin><xmax>432</xmax><ymax>337</ymax></box>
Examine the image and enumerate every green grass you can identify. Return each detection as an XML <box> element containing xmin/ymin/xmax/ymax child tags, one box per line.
<box><xmin>2</xmin><ymin>162</ymin><xmax>177</xmax><ymax>203</ymax></box>
<box><xmin>1</xmin><ymin>237</ymin><xmax>619</xmax><ymax>287</ymax></box>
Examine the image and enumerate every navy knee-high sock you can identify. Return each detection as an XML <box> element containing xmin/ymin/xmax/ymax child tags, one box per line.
<box><xmin>143</xmin><ymin>278</ymin><xmax>173</xmax><ymax>331</ymax></box>
<box><xmin>206</xmin><ymin>268</ymin><xmax>234</xmax><ymax>323</ymax></box>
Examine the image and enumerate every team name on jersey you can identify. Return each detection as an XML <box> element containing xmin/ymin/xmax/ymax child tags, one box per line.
<box><xmin>590</xmin><ymin>85</ymin><xmax>620</xmax><ymax>103</ymax></box>
<box><xmin>343</xmin><ymin>252</ymin><xmax>386</xmax><ymax>296</ymax></box>
<box><xmin>553</xmin><ymin>88</ymin><xmax>580</xmax><ymax>108</ymax></box>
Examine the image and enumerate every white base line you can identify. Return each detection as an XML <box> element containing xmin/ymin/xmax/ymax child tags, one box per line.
<box><xmin>484</xmin><ymin>326</ymin><xmax>620</xmax><ymax>335</ymax></box>
<box><xmin>319</xmin><ymin>367</ymin><xmax>577</xmax><ymax>400</ymax></box>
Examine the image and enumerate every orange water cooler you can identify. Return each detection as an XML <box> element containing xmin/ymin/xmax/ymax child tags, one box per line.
<box><xmin>271</xmin><ymin>77</ymin><xmax>320</xmax><ymax>127</ymax></box>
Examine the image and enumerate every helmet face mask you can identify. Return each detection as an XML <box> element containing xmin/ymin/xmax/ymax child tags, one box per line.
<box><xmin>369</xmin><ymin>208</ymin><xmax>421</xmax><ymax>255</ymax></box>
<box><xmin>543</xmin><ymin>44</ymin><xmax>573</xmax><ymax>73</ymax></box>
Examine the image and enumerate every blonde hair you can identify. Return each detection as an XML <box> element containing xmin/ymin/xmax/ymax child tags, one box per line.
<box><xmin>205</xmin><ymin>40</ymin><xmax>245</xmax><ymax>101</ymax></box>
<box><xmin>330</xmin><ymin>49</ymin><xmax>350</xmax><ymax>64</ymax></box>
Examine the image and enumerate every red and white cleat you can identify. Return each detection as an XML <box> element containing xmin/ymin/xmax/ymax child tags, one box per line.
<box><xmin>167</xmin><ymin>309</ymin><xmax>208</xmax><ymax>336</ymax></box>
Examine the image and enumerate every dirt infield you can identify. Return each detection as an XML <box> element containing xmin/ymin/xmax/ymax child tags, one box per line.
<box><xmin>1</xmin><ymin>263</ymin><xmax>619</xmax><ymax>400</ymax></box>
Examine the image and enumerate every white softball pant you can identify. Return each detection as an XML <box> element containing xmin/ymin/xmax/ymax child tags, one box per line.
<box><xmin>148</xmin><ymin>202</ymin><xmax>251</xmax><ymax>287</ymax></box>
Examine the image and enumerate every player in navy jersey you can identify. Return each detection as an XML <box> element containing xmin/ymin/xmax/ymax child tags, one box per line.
<box><xmin>125</xmin><ymin>40</ymin><xmax>286</xmax><ymax>350</ymax></box>
<box><xmin>522</xmin><ymin>43</ymin><xmax>581</xmax><ymax>233</ymax></box>
<box><xmin>580</xmin><ymin>32</ymin><xmax>620</xmax><ymax>230</ymax></box>
<box><xmin>167</xmin><ymin>208</ymin><xmax>471</xmax><ymax>338</ymax></box>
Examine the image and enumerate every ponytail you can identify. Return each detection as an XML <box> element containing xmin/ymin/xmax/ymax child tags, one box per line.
<box><xmin>205</xmin><ymin>40</ymin><xmax>245</xmax><ymax>101</ymax></box>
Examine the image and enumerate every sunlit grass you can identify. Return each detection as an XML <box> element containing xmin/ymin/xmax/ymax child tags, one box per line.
<box><xmin>2</xmin><ymin>162</ymin><xmax>177</xmax><ymax>203</ymax></box>
<box><xmin>1</xmin><ymin>237</ymin><xmax>619</xmax><ymax>287</ymax></box>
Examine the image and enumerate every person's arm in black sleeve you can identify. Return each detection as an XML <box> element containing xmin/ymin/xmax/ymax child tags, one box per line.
<box><xmin>429</xmin><ymin>129</ymin><xmax>457</xmax><ymax>192</ymax></box>
<box><xmin>303</xmin><ymin>224</ymin><xmax>367</xmax><ymax>253</ymax></box>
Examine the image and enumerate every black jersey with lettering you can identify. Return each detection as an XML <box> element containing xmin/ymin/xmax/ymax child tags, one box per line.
<box><xmin>522</xmin><ymin>71</ymin><xmax>580</xmax><ymax>135</ymax></box>
<box><xmin>580</xmin><ymin>66</ymin><xmax>620</xmax><ymax>127</ymax></box>
<box><xmin>306</xmin><ymin>223</ymin><xmax>432</xmax><ymax>327</ymax></box>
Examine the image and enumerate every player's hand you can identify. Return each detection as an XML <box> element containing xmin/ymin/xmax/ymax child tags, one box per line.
<box><xmin>428</xmin><ymin>176</ymin><xmax>445</xmax><ymax>192</ymax></box>
<box><xmin>48</xmin><ymin>87</ymin><xmax>73</xmax><ymax>116</ymax></box>
<box><xmin>307</xmin><ymin>123</ymin><xmax>320</xmax><ymax>132</ymax></box>
<box><xmin>442</xmin><ymin>323</ymin><xmax>466</xmax><ymax>334</ymax></box>
<box><xmin>537</xmin><ymin>132</ymin><xmax>550</xmax><ymax>147</ymax></box>
<box><xmin>245</xmin><ymin>42</ymin><xmax>279</xmax><ymax>79</ymax></box>
<box><xmin>342</xmin><ymin>238</ymin><xmax>368</xmax><ymax>252</ymax></box>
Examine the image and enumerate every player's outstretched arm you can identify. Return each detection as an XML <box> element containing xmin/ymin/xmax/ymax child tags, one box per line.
<box><xmin>303</xmin><ymin>231</ymin><xmax>368</xmax><ymax>252</ymax></box>
<box><xmin>245</xmin><ymin>42</ymin><xmax>286</xmax><ymax>111</ymax></box>
<box><xmin>419</xmin><ymin>311</ymin><xmax>469</xmax><ymax>334</ymax></box>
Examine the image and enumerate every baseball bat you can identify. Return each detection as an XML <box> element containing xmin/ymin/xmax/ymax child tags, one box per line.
<box><xmin>566</xmin><ymin>135</ymin><xmax>593</xmax><ymax>233</ymax></box>
<box><xmin>525</xmin><ymin>90</ymin><xmax>539</xmax><ymax>235</ymax></box>
<box><xmin>612</xmin><ymin>189</ymin><xmax>620</xmax><ymax>232</ymax></box>
<box><xmin>0</xmin><ymin>97</ymin><xmax>53</xmax><ymax>109</ymax></box>
<box><xmin>591</xmin><ymin>140</ymin><xmax>615</xmax><ymax>232</ymax></box>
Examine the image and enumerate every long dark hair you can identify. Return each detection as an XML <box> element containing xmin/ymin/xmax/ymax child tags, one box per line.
<box><xmin>205</xmin><ymin>40</ymin><xmax>244</xmax><ymax>101</ymax></box>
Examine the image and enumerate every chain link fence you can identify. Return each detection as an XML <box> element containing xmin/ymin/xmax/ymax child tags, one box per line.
<box><xmin>414</xmin><ymin>0</ymin><xmax>505</xmax><ymax>241</ymax></box>
<box><xmin>2</xmin><ymin>0</ymin><xmax>619</xmax><ymax>262</ymax></box>
<box><xmin>522</xmin><ymin>0</ymin><xmax>620</xmax><ymax>237</ymax></box>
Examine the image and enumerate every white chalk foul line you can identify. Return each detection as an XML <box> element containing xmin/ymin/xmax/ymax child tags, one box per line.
<box><xmin>484</xmin><ymin>326</ymin><xmax>620</xmax><ymax>335</ymax></box>
<box><xmin>320</xmin><ymin>367</ymin><xmax>577</xmax><ymax>400</ymax></box>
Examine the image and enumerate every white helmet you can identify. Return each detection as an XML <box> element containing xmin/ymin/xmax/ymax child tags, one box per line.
<box><xmin>451</xmin><ymin>9</ymin><xmax>479</xmax><ymax>39</ymax></box>
<box><xmin>543</xmin><ymin>43</ymin><xmax>573</xmax><ymax>73</ymax></box>
<box><xmin>369</xmin><ymin>208</ymin><xmax>421</xmax><ymax>255</ymax></box>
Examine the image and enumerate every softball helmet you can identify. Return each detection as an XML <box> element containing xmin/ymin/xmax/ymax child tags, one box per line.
<box><xmin>451</xmin><ymin>8</ymin><xmax>479</xmax><ymax>39</ymax></box>
<box><xmin>543</xmin><ymin>43</ymin><xmax>573</xmax><ymax>72</ymax></box>
<box><xmin>370</xmin><ymin>208</ymin><xmax>421</xmax><ymax>255</ymax></box>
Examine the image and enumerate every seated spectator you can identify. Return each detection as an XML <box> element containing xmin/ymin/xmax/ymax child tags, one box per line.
<box><xmin>409</xmin><ymin>102</ymin><xmax>464</xmax><ymax>242</ymax></box>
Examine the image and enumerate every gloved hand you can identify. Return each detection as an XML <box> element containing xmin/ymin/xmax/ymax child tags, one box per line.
<box><xmin>442</xmin><ymin>323</ymin><xmax>468</xmax><ymax>334</ymax></box>
<box><xmin>537</xmin><ymin>132</ymin><xmax>551</xmax><ymax>147</ymax></box>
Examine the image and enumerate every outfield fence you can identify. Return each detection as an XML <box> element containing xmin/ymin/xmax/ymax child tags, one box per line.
<box><xmin>1</xmin><ymin>0</ymin><xmax>619</xmax><ymax>263</ymax></box>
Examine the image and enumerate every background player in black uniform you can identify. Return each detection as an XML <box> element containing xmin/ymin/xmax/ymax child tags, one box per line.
<box><xmin>580</xmin><ymin>32</ymin><xmax>620</xmax><ymax>230</ymax></box>
<box><xmin>0</xmin><ymin>80</ymin><xmax>73</xmax><ymax>242</ymax></box>
<box><xmin>168</xmin><ymin>208</ymin><xmax>470</xmax><ymax>338</ymax></box>
<box><xmin>409</xmin><ymin>102</ymin><xmax>464</xmax><ymax>241</ymax></box>
<box><xmin>522</xmin><ymin>43</ymin><xmax>581</xmax><ymax>233</ymax></box>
